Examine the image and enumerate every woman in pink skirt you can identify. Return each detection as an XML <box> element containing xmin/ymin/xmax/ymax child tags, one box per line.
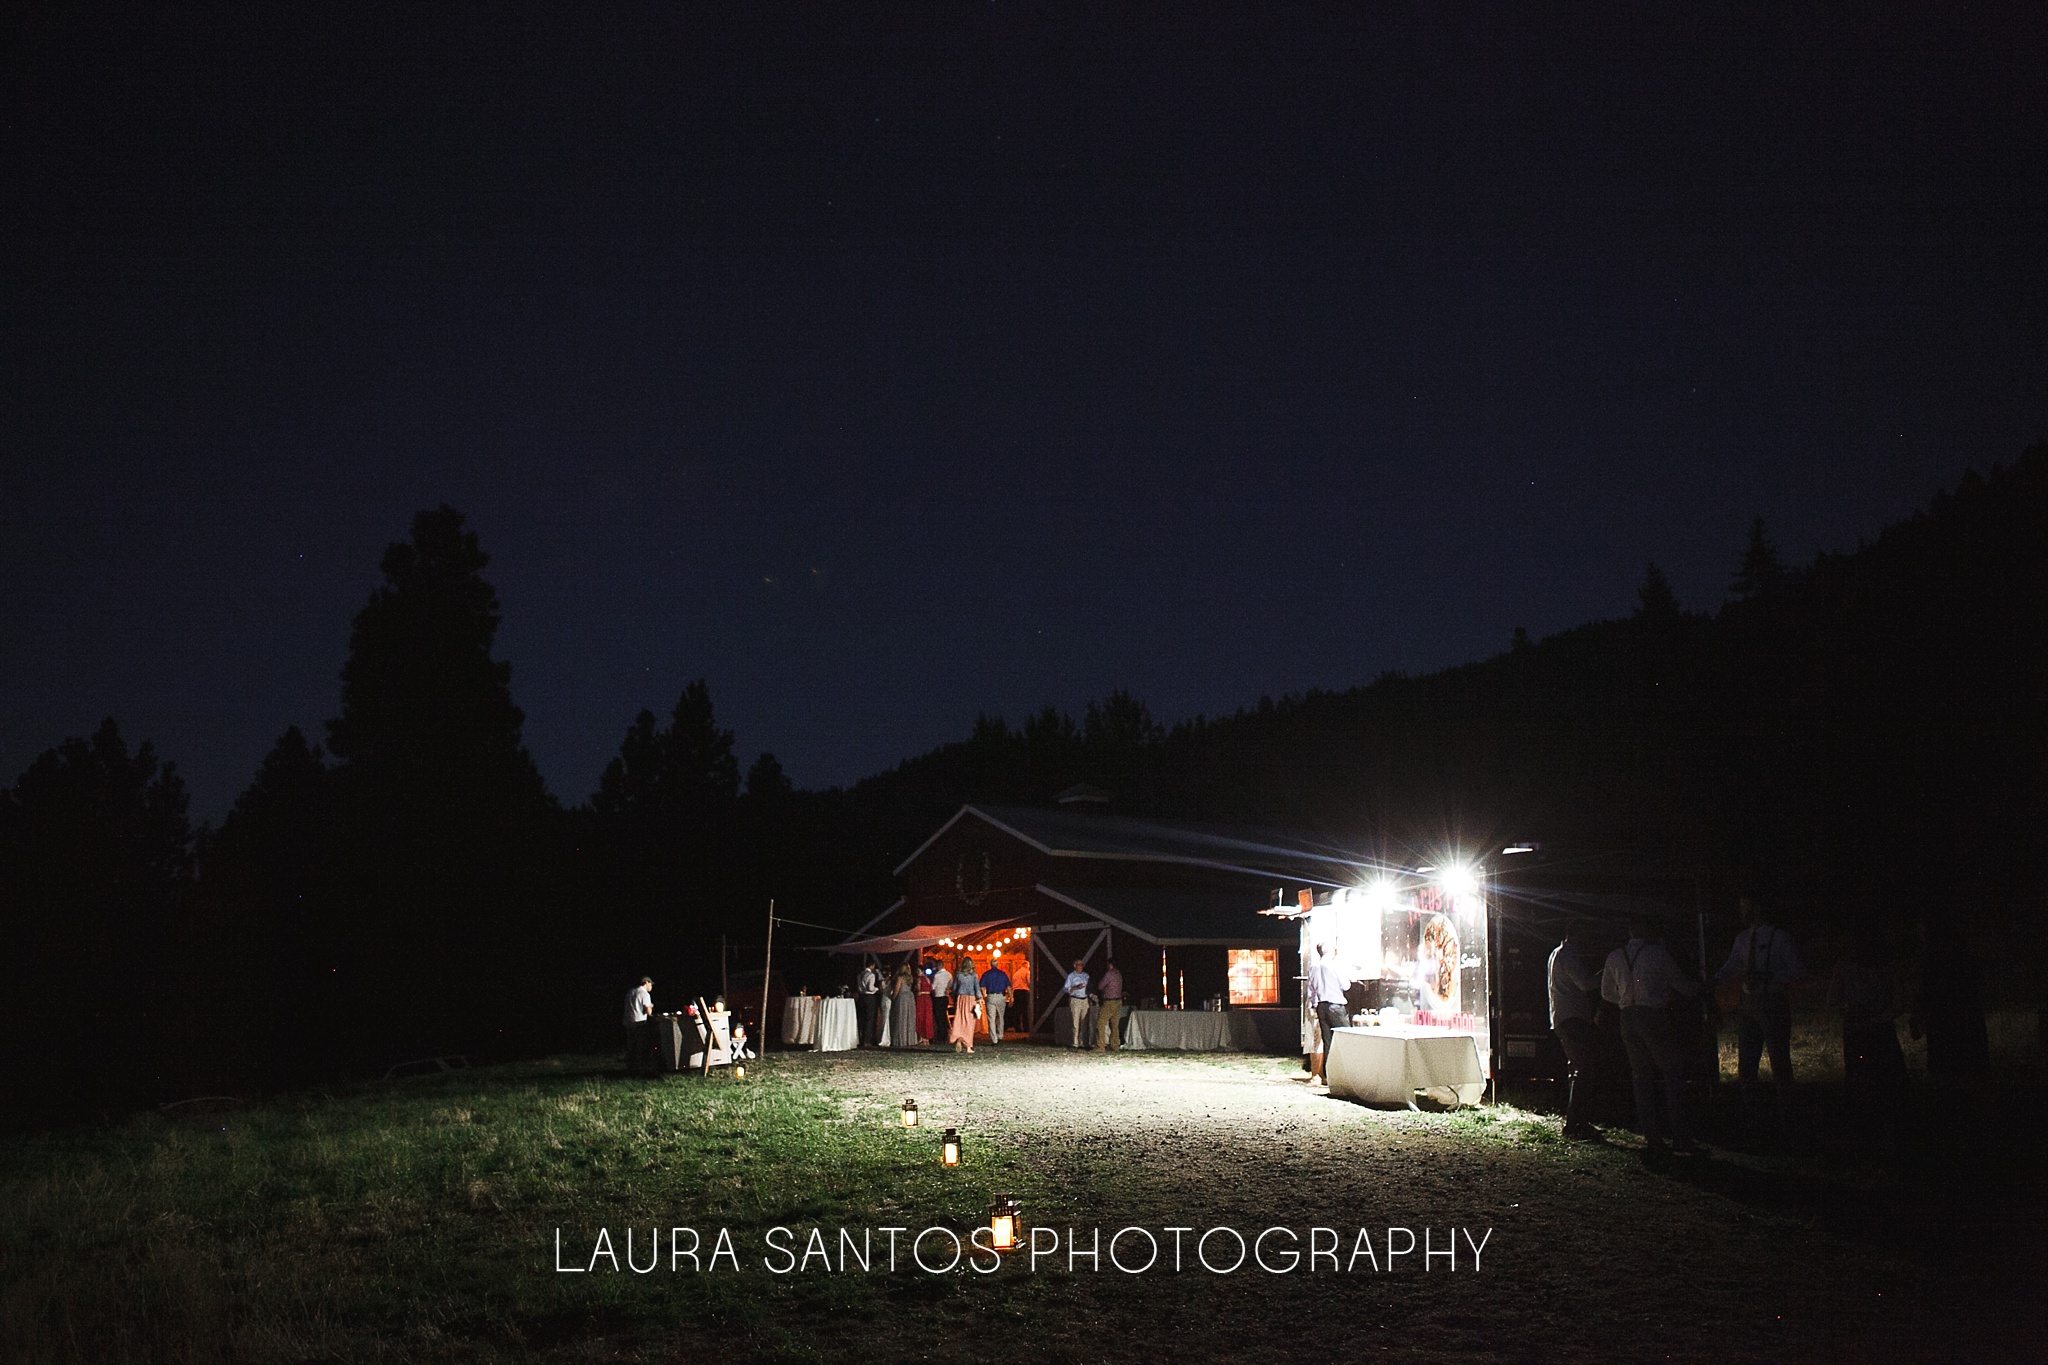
<box><xmin>949</xmin><ymin>956</ymin><xmax>982</xmax><ymax>1053</ymax></box>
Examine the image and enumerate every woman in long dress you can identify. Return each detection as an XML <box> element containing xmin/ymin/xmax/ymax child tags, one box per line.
<box><xmin>949</xmin><ymin>956</ymin><xmax>981</xmax><ymax>1053</ymax></box>
<box><xmin>890</xmin><ymin>963</ymin><xmax>919</xmax><ymax>1049</ymax></box>
<box><xmin>914</xmin><ymin>957</ymin><xmax>935</xmax><ymax>1042</ymax></box>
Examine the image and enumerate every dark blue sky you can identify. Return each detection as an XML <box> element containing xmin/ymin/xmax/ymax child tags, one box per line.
<box><xmin>4</xmin><ymin>4</ymin><xmax>2044</xmax><ymax>817</ymax></box>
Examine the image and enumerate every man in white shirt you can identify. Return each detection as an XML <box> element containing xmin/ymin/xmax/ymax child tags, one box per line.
<box><xmin>622</xmin><ymin>976</ymin><xmax>655</xmax><ymax>1075</ymax></box>
<box><xmin>928</xmin><ymin>960</ymin><xmax>953</xmax><ymax>1045</ymax></box>
<box><xmin>1714</xmin><ymin>894</ymin><xmax>1804</xmax><ymax>1126</ymax></box>
<box><xmin>1547</xmin><ymin>922</ymin><xmax>1604</xmax><ymax>1139</ymax></box>
<box><xmin>1062</xmin><ymin>960</ymin><xmax>1091</xmax><ymax>1050</ymax></box>
<box><xmin>855</xmin><ymin>959</ymin><xmax>884</xmax><ymax>1049</ymax></box>
<box><xmin>1307</xmin><ymin>941</ymin><xmax>1349</xmax><ymax>1087</ymax></box>
<box><xmin>1601</xmin><ymin>919</ymin><xmax>1701</xmax><ymax>1154</ymax></box>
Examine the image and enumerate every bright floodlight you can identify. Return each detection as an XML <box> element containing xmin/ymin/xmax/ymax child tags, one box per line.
<box><xmin>1438</xmin><ymin>863</ymin><xmax>1480</xmax><ymax>901</ymax></box>
<box><xmin>1363</xmin><ymin>878</ymin><xmax>1399</xmax><ymax>912</ymax></box>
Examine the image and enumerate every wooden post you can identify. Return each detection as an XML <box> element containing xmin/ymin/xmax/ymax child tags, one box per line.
<box><xmin>694</xmin><ymin>996</ymin><xmax>715</xmax><ymax>1078</ymax></box>
<box><xmin>760</xmin><ymin>899</ymin><xmax>775</xmax><ymax>1056</ymax></box>
<box><xmin>721</xmin><ymin>932</ymin><xmax>728</xmax><ymax>1004</ymax></box>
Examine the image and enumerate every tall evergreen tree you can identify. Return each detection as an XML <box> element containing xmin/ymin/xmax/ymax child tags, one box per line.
<box><xmin>320</xmin><ymin>507</ymin><xmax>551</xmax><ymax>1060</ymax></box>
<box><xmin>1635</xmin><ymin>562</ymin><xmax>1682</xmax><ymax>620</ymax></box>
<box><xmin>0</xmin><ymin>719</ymin><xmax>193</xmax><ymax>1109</ymax></box>
<box><xmin>327</xmin><ymin>506</ymin><xmax>547</xmax><ymax>838</ymax></box>
<box><xmin>745</xmin><ymin>752</ymin><xmax>793</xmax><ymax>801</ymax></box>
<box><xmin>1728</xmin><ymin>515</ymin><xmax>1787</xmax><ymax>600</ymax></box>
<box><xmin>593</xmin><ymin>679</ymin><xmax>739</xmax><ymax>825</ymax></box>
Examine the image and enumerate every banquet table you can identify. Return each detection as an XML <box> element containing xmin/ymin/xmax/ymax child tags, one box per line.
<box><xmin>1325</xmin><ymin>1025</ymin><xmax>1486</xmax><ymax>1108</ymax></box>
<box><xmin>815</xmin><ymin>997</ymin><xmax>860</xmax><ymax>1052</ymax></box>
<box><xmin>1119</xmin><ymin>1009</ymin><xmax>1267</xmax><ymax>1052</ymax></box>
<box><xmin>781</xmin><ymin>994</ymin><xmax>821</xmax><ymax>1046</ymax></box>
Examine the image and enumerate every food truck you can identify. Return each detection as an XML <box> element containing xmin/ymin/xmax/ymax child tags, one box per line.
<box><xmin>1268</xmin><ymin>867</ymin><xmax>1496</xmax><ymax>1088</ymax></box>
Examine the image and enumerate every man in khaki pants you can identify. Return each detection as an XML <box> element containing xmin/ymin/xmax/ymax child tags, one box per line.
<box><xmin>979</xmin><ymin>958</ymin><xmax>1012</xmax><ymax>1044</ymax></box>
<box><xmin>1094</xmin><ymin>958</ymin><xmax>1125</xmax><ymax>1051</ymax></box>
<box><xmin>1062</xmin><ymin>959</ymin><xmax>1091</xmax><ymax>1049</ymax></box>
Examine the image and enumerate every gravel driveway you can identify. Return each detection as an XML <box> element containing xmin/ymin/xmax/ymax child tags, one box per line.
<box><xmin>757</xmin><ymin>1044</ymin><xmax>2022</xmax><ymax>1365</ymax></box>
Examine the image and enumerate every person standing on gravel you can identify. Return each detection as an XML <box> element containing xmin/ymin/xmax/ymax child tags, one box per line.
<box><xmin>855</xmin><ymin>958</ymin><xmax>885</xmax><ymax>1049</ymax></box>
<box><xmin>979</xmin><ymin>958</ymin><xmax>1012</xmax><ymax>1044</ymax></box>
<box><xmin>951</xmin><ymin>956</ymin><xmax>983</xmax><ymax>1052</ymax></box>
<box><xmin>1548</xmin><ymin>922</ymin><xmax>1605</xmax><ymax>1139</ymax></box>
<box><xmin>1308</xmin><ymin>942</ymin><xmax>1348</xmax><ymax>1087</ymax></box>
<box><xmin>1713</xmin><ymin>894</ymin><xmax>1804</xmax><ymax>1131</ymax></box>
<box><xmin>1094</xmin><ymin>959</ymin><xmax>1125</xmax><ymax>1051</ymax></box>
<box><xmin>929</xmin><ymin>958</ymin><xmax>953</xmax><ymax>1045</ymax></box>
<box><xmin>1062</xmin><ymin>959</ymin><xmax>1091</xmax><ymax>1049</ymax></box>
<box><xmin>1603</xmin><ymin>918</ymin><xmax>1701</xmax><ymax>1156</ymax></box>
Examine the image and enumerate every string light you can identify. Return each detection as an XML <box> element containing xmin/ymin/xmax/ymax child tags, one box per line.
<box><xmin>934</xmin><ymin>927</ymin><xmax>1031</xmax><ymax>955</ymax></box>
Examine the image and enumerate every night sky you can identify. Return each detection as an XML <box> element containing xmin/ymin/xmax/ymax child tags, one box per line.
<box><xmin>4</xmin><ymin>4</ymin><xmax>2044</xmax><ymax>817</ymax></box>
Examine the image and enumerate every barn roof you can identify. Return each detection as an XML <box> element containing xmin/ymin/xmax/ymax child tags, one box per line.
<box><xmin>1035</xmin><ymin>883</ymin><xmax>1295</xmax><ymax>947</ymax></box>
<box><xmin>893</xmin><ymin>803</ymin><xmax>1390</xmax><ymax>884</ymax></box>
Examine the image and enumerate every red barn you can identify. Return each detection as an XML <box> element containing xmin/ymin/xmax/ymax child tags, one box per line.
<box><xmin>837</xmin><ymin>793</ymin><xmax>1356</xmax><ymax>1045</ymax></box>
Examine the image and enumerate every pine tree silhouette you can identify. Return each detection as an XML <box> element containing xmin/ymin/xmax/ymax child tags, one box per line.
<box><xmin>1729</xmin><ymin>516</ymin><xmax>1786</xmax><ymax>599</ymax></box>
<box><xmin>321</xmin><ymin>507</ymin><xmax>550</xmax><ymax>1059</ymax></box>
<box><xmin>1635</xmin><ymin>562</ymin><xmax>1682</xmax><ymax>619</ymax></box>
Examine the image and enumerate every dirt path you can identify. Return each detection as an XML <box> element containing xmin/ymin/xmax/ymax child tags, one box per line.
<box><xmin>761</xmin><ymin>1045</ymin><xmax>1996</xmax><ymax>1365</ymax></box>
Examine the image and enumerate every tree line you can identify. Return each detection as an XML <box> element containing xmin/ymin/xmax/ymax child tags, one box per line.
<box><xmin>3</xmin><ymin>450</ymin><xmax>2042</xmax><ymax>1120</ymax></box>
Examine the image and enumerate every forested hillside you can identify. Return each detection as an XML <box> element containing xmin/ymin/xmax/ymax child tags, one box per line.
<box><xmin>5</xmin><ymin>450</ymin><xmax>2040</xmax><ymax>1116</ymax></box>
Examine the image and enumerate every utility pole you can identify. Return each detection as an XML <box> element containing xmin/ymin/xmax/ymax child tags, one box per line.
<box><xmin>760</xmin><ymin>900</ymin><xmax>775</xmax><ymax>1055</ymax></box>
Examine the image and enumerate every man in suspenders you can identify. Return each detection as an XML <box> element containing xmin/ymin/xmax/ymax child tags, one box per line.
<box><xmin>1602</xmin><ymin>916</ymin><xmax>1703</xmax><ymax>1156</ymax></box>
<box><xmin>1715</xmin><ymin>893</ymin><xmax>1804</xmax><ymax>1131</ymax></box>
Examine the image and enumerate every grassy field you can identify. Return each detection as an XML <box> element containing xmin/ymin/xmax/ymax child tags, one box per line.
<box><xmin>2</xmin><ymin>1046</ymin><xmax>2042</xmax><ymax>1364</ymax></box>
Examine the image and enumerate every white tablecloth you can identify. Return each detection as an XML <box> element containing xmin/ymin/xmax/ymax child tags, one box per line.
<box><xmin>782</xmin><ymin>995</ymin><xmax>821</xmax><ymax>1045</ymax></box>
<box><xmin>816</xmin><ymin>997</ymin><xmax>860</xmax><ymax>1052</ymax></box>
<box><xmin>1121</xmin><ymin>1009</ymin><xmax>1267</xmax><ymax>1051</ymax></box>
<box><xmin>1326</xmin><ymin>1026</ymin><xmax>1486</xmax><ymax>1108</ymax></box>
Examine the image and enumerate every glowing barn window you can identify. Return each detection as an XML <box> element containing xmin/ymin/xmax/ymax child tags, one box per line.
<box><xmin>1227</xmin><ymin>949</ymin><xmax>1280</xmax><ymax>1006</ymax></box>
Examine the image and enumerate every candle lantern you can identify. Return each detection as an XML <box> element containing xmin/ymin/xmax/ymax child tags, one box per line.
<box><xmin>901</xmin><ymin>1097</ymin><xmax>920</xmax><ymax>1128</ymax></box>
<box><xmin>987</xmin><ymin>1194</ymin><xmax>1021</xmax><ymax>1252</ymax></box>
<box><xmin>940</xmin><ymin>1127</ymin><xmax>961</xmax><ymax>1167</ymax></box>
<box><xmin>732</xmin><ymin>1062</ymin><xmax>746</xmax><ymax>1080</ymax></box>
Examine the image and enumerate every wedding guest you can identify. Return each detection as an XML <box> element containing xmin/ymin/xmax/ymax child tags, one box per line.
<box><xmin>929</xmin><ymin>958</ymin><xmax>954</xmax><ymax>1044</ymax></box>
<box><xmin>950</xmin><ymin>956</ymin><xmax>982</xmax><ymax>1053</ymax></box>
<box><xmin>622</xmin><ymin>976</ymin><xmax>655</xmax><ymax>1075</ymax></box>
<box><xmin>980</xmin><ymin>957</ymin><xmax>1012</xmax><ymax>1044</ymax></box>
<box><xmin>1094</xmin><ymin>958</ymin><xmax>1125</xmax><ymax>1051</ymax></box>
<box><xmin>1062</xmin><ymin>959</ymin><xmax>1091</xmax><ymax>1050</ymax></box>
<box><xmin>915</xmin><ymin>957</ymin><xmax>935</xmax><ymax>1043</ymax></box>
<box><xmin>1603</xmin><ymin>918</ymin><xmax>1702</xmax><ymax>1156</ymax></box>
<box><xmin>1714</xmin><ymin>894</ymin><xmax>1804</xmax><ymax>1128</ymax></box>
<box><xmin>891</xmin><ymin>962</ymin><xmax>920</xmax><ymax>1049</ymax></box>
<box><xmin>855</xmin><ymin>958</ymin><xmax>885</xmax><ymax>1049</ymax></box>
<box><xmin>1548</xmin><ymin>921</ymin><xmax>1605</xmax><ymax>1139</ymax></box>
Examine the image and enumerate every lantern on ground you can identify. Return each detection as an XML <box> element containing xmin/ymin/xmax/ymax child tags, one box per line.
<box><xmin>988</xmin><ymin>1194</ymin><xmax>1021</xmax><ymax>1252</ymax></box>
<box><xmin>940</xmin><ymin>1127</ymin><xmax>961</xmax><ymax>1167</ymax></box>
<box><xmin>901</xmin><ymin>1097</ymin><xmax>920</xmax><ymax>1128</ymax></box>
<box><xmin>732</xmin><ymin>1062</ymin><xmax>746</xmax><ymax>1080</ymax></box>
